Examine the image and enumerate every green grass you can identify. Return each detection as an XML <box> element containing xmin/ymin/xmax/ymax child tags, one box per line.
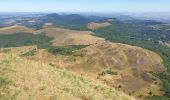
<box><xmin>0</xmin><ymin>77</ymin><xmax>10</xmax><ymax>87</ymax></box>
<box><xmin>0</xmin><ymin>92</ymin><xmax>19</xmax><ymax>100</ymax></box>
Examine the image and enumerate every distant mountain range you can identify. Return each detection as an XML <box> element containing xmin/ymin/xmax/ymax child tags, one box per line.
<box><xmin>112</xmin><ymin>12</ymin><xmax>170</xmax><ymax>23</ymax></box>
<box><xmin>41</xmin><ymin>13</ymin><xmax>108</xmax><ymax>25</ymax></box>
<box><xmin>136</xmin><ymin>13</ymin><xmax>170</xmax><ymax>22</ymax></box>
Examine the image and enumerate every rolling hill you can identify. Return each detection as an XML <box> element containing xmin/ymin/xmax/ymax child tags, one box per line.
<box><xmin>87</xmin><ymin>22</ymin><xmax>112</xmax><ymax>30</ymax></box>
<box><xmin>37</xmin><ymin>27</ymin><xmax>104</xmax><ymax>46</ymax></box>
<box><xmin>41</xmin><ymin>14</ymin><xmax>92</xmax><ymax>25</ymax></box>
<box><xmin>28</xmin><ymin>41</ymin><xmax>166</xmax><ymax>99</ymax></box>
<box><xmin>0</xmin><ymin>14</ymin><xmax>170</xmax><ymax>99</ymax></box>
<box><xmin>0</xmin><ymin>46</ymin><xmax>135</xmax><ymax>100</ymax></box>
<box><xmin>0</xmin><ymin>25</ymin><xmax>35</xmax><ymax>34</ymax></box>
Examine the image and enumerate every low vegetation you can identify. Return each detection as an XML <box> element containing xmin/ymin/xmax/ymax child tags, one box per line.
<box><xmin>48</xmin><ymin>45</ymin><xmax>87</xmax><ymax>56</ymax></box>
<box><xmin>0</xmin><ymin>26</ymin><xmax>164</xmax><ymax>99</ymax></box>
<box><xmin>87</xmin><ymin>22</ymin><xmax>111</xmax><ymax>30</ymax></box>
<box><xmin>20</xmin><ymin>48</ymin><xmax>37</xmax><ymax>57</ymax></box>
<box><xmin>93</xmin><ymin>24</ymin><xmax>170</xmax><ymax>99</ymax></box>
<box><xmin>0</xmin><ymin>77</ymin><xmax>10</xmax><ymax>87</ymax></box>
<box><xmin>0</xmin><ymin>25</ymin><xmax>35</xmax><ymax>34</ymax></box>
<box><xmin>0</xmin><ymin>47</ymin><xmax>135</xmax><ymax>100</ymax></box>
<box><xmin>0</xmin><ymin>20</ymin><xmax>170</xmax><ymax>99</ymax></box>
<box><xmin>38</xmin><ymin>27</ymin><xmax>104</xmax><ymax>46</ymax></box>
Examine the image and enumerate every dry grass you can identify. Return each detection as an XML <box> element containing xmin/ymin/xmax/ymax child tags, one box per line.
<box><xmin>0</xmin><ymin>25</ymin><xmax>35</xmax><ymax>34</ymax></box>
<box><xmin>87</xmin><ymin>22</ymin><xmax>111</xmax><ymax>30</ymax></box>
<box><xmin>28</xmin><ymin>42</ymin><xmax>165</xmax><ymax>99</ymax></box>
<box><xmin>74</xmin><ymin>42</ymin><xmax>165</xmax><ymax>98</ymax></box>
<box><xmin>0</xmin><ymin>25</ymin><xmax>166</xmax><ymax>99</ymax></box>
<box><xmin>37</xmin><ymin>27</ymin><xmax>105</xmax><ymax>46</ymax></box>
<box><xmin>0</xmin><ymin>25</ymin><xmax>105</xmax><ymax>46</ymax></box>
<box><xmin>0</xmin><ymin>46</ymin><xmax>135</xmax><ymax>100</ymax></box>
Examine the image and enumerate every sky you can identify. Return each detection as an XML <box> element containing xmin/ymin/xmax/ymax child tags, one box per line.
<box><xmin>0</xmin><ymin>0</ymin><xmax>170</xmax><ymax>13</ymax></box>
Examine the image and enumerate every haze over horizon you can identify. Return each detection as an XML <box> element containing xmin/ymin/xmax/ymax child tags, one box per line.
<box><xmin>0</xmin><ymin>0</ymin><xmax>170</xmax><ymax>13</ymax></box>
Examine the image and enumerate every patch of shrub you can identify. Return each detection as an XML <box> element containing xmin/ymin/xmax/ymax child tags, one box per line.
<box><xmin>48</xmin><ymin>45</ymin><xmax>87</xmax><ymax>56</ymax></box>
<box><xmin>99</xmin><ymin>69</ymin><xmax>118</xmax><ymax>77</ymax></box>
<box><xmin>20</xmin><ymin>49</ymin><xmax>36</xmax><ymax>57</ymax></box>
<box><xmin>106</xmin><ymin>70</ymin><xmax>118</xmax><ymax>75</ymax></box>
<box><xmin>49</xmin><ymin>63</ymin><xmax>55</xmax><ymax>67</ymax></box>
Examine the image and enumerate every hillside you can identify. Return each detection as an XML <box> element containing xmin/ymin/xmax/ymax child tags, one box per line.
<box><xmin>0</xmin><ymin>26</ymin><xmax>104</xmax><ymax>47</ymax></box>
<box><xmin>0</xmin><ymin>25</ymin><xmax>35</xmax><ymax>34</ymax></box>
<box><xmin>0</xmin><ymin>24</ymin><xmax>168</xmax><ymax>99</ymax></box>
<box><xmin>40</xmin><ymin>14</ymin><xmax>92</xmax><ymax>25</ymax></box>
<box><xmin>92</xmin><ymin>20</ymin><xmax>170</xmax><ymax>99</ymax></box>
<box><xmin>0</xmin><ymin>46</ymin><xmax>135</xmax><ymax>100</ymax></box>
<box><xmin>28</xmin><ymin>41</ymin><xmax>166</xmax><ymax>99</ymax></box>
<box><xmin>87</xmin><ymin>22</ymin><xmax>112</xmax><ymax>30</ymax></box>
<box><xmin>37</xmin><ymin>27</ymin><xmax>105</xmax><ymax>46</ymax></box>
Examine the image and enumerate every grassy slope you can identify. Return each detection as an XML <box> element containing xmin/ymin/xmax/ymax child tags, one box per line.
<box><xmin>87</xmin><ymin>22</ymin><xmax>112</xmax><ymax>30</ymax></box>
<box><xmin>92</xmin><ymin>24</ymin><xmax>170</xmax><ymax>99</ymax></box>
<box><xmin>0</xmin><ymin>25</ymin><xmax>35</xmax><ymax>34</ymax></box>
<box><xmin>0</xmin><ymin>46</ymin><xmax>135</xmax><ymax>100</ymax></box>
<box><xmin>92</xmin><ymin>24</ymin><xmax>170</xmax><ymax>71</ymax></box>
<box><xmin>37</xmin><ymin>27</ymin><xmax>104</xmax><ymax>46</ymax></box>
<box><xmin>0</xmin><ymin>24</ymin><xmax>167</xmax><ymax>99</ymax></box>
<box><xmin>37</xmin><ymin>42</ymin><xmax>164</xmax><ymax>99</ymax></box>
<box><xmin>0</xmin><ymin>26</ymin><xmax>165</xmax><ymax>99</ymax></box>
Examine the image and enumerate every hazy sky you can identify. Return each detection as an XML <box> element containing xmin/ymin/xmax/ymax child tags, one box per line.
<box><xmin>0</xmin><ymin>0</ymin><xmax>170</xmax><ymax>12</ymax></box>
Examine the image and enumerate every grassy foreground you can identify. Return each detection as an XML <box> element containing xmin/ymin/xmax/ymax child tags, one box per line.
<box><xmin>0</xmin><ymin>46</ymin><xmax>135</xmax><ymax>100</ymax></box>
